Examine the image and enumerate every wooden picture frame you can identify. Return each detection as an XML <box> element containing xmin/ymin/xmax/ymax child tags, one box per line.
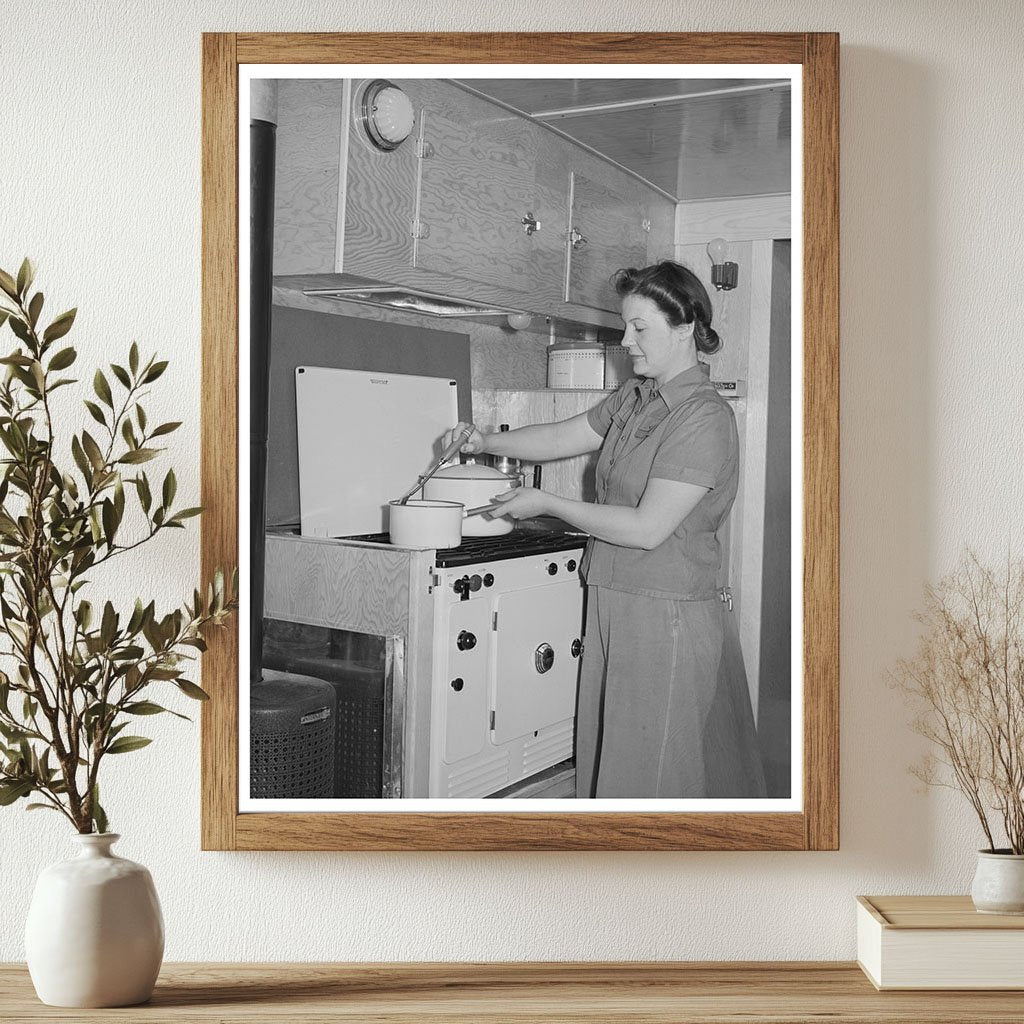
<box><xmin>201</xmin><ymin>32</ymin><xmax>838</xmax><ymax>851</ymax></box>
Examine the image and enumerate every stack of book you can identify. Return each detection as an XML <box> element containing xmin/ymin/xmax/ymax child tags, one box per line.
<box><xmin>857</xmin><ymin>895</ymin><xmax>1024</xmax><ymax>990</ymax></box>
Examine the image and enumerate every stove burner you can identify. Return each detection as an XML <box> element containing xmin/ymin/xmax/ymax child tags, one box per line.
<box><xmin>340</xmin><ymin>524</ymin><xmax>587</xmax><ymax>567</ymax></box>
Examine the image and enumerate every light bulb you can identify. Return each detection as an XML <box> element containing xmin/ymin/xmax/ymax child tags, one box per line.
<box><xmin>707</xmin><ymin>237</ymin><xmax>729</xmax><ymax>264</ymax></box>
<box><xmin>506</xmin><ymin>313</ymin><xmax>532</xmax><ymax>331</ymax></box>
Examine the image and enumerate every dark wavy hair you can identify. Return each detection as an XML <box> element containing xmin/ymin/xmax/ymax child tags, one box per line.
<box><xmin>612</xmin><ymin>261</ymin><xmax>721</xmax><ymax>354</ymax></box>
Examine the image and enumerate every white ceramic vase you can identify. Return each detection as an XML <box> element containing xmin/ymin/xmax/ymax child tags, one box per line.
<box><xmin>25</xmin><ymin>833</ymin><xmax>164</xmax><ymax>1007</ymax></box>
<box><xmin>970</xmin><ymin>850</ymin><xmax>1024</xmax><ymax>915</ymax></box>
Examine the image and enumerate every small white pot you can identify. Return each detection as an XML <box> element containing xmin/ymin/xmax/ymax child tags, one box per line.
<box><xmin>388</xmin><ymin>499</ymin><xmax>464</xmax><ymax>549</ymax></box>
<box><xmin>423</xmin><ymin>463</ymin><xmax>517</xmax><ymax>536</ymax></box>
<box><xmin>971</xmin><ymin>850</ymin><xmax>1024</xmax><ymax>915</ymax></box>
<box><xmin>25</xmin><ymin>833</ymin><xmax>164</xmax><ymax>1007</ymax></box>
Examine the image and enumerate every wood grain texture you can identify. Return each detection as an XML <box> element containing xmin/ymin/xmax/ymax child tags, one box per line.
<box><xmin>801</xmin><ymin>32</ymin><xmax>840</xmax><ymax>852</ymax></box>
<box><xmin>234</xmin><ymin>811</ymin><xmax>805</xmax><ymax>851</ymax></box>
<box><xmin>202</xmin><ymin>32</ymin><xmax>839</xmax><ymax>851</ymax></box>
<box><xmin>676</xmin><ymin>194</ymin><xmax>792</xmax><ymax>245</ymax></box>
<box><xmin>236</xmin><ymin>32</ymin><xmax>809</xmax><ymax>64</ymax></box>
<box><xmin>200</xmin><ymin>32</ymin><xmax>238</xmax><ymax>853</ymax></box>
<box><xmin>4</xmin><ymin>962</ymin><xmax>1023</xmax><ymax>1023</ymax></box>
<box><xmin>861</xmin><ymin>896</ymin><xmax>1024</xmax><ymax>930</ymax></box>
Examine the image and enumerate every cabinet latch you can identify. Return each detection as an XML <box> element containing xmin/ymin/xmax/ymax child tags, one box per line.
<box><xmin>416</xmin><ymin>138</ymin><xmax>435</xmax><ymax>159</ymax></box>
<box><xmin>411</xmin><ymin>220</ymin><xmax>431</xmax><ymax>240</ymax></box>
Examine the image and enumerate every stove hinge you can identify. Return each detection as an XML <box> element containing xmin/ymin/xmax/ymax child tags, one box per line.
<box><xmin>492</xmin><ymin>612</ymin><xmax>498</xmax><ymax>631</ymax></box>
<box><xmin>428</xmin><ymin>569</ymin><xmax>441</xmax><ymax>593</ymax></box>
<box><xmin>490</xmin><ymin>710</ymin><xmax>496</xmax><ymax>730</ymax></box>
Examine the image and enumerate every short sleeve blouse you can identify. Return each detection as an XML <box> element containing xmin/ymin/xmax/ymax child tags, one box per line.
<box><xmin>579</xmin><ymin>362</ymin><xmax>739</xmax><ymax>600</ymax></box>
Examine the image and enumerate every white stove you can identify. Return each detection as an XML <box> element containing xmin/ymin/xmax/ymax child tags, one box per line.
<box><xmin>430</xmin><ymin>543</ymin><xmax>585</xmax><ymax>797</ymax></box>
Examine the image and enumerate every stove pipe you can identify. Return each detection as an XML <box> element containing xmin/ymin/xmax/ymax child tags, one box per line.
<box><xmin>249</xmin><ymin>81</ymin><xmax>278</xmax><ymax>684</ymax></box>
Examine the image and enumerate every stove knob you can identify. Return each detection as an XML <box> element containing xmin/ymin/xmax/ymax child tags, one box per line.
<box><xmin>571</xmin><ymin>638</ymin><xmax>583</xmax><ymax>658</ymax></box>
<box><xmin>456</xmin><ymin>630</ymin><xmax>477</xmax><ymax>651</ymax></box>
<box><xmin>452</xmin><ymin>575</ymin><xmax>470</xmax><ymax>595</ymax></box>
<box><xmin>534</xmin><ymin>643</ymin><xmax>555</xmax><ymax>673</ymax></box>
<box><xmin>469</xmin><ymin>574</ymin><xmax>482</xmax><ymax>592</ymax></box>
<box><xmin>567</xmin><ymin>559</ymin><xmax>577</xmax><ymax>572</ymax></box>
<box><xmin>483</xmin><ymin>573</ymin><xmax>494</xmax><ymax>587</ymax></box>
<box><xmin>546</xmin><ymin>562</ymin><xmax>558</xmax><ymax>575</ymax></box>
<box><xmin>450</xmin><ymin>677</ymin><xmax>464</xmax><ymax>692</ymax></box>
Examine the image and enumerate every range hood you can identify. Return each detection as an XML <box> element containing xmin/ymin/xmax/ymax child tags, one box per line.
<box><xmin>303</xmin><ymin>284</ymin><xmax>532</xmax><ymax>320</ymax></box>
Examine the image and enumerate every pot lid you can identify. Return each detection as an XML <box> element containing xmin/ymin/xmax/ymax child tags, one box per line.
<box><xmin>433</xmin><ymin>463</ymin><xmax>511</xmax><ymax>480</ymax></box>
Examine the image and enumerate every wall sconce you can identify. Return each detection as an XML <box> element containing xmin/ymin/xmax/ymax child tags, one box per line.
<box><xmin>707</xmin><ymin>237</ymin><xmax>738</xmax><ymax>291</ymax></box>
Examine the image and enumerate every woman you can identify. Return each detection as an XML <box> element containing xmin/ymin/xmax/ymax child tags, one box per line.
<box><xmin>445</xmin><ymin>261</ymin><xmax>765</xmax><ymax>799</ymax></box>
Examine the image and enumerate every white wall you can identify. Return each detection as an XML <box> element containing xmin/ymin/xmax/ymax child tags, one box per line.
<box><xmin>2</xmin><ymin>1</ymin><xmax>1022</xmax><ymax>962</ymax></box>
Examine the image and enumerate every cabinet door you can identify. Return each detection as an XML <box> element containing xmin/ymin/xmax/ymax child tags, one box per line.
<box><xmin>491</xmin><ymin>580</ymin><xmax>583</xmax><ymax>745</ymax></box>
<box><xmin>565</xmin><ymin>171</ymin><xmax>649</xmax><ymax>312</ymax></box>
<box><xmin>415</xmin><ymin>109</ymin><xmax>538</xmax><ymax>294</ymax></box>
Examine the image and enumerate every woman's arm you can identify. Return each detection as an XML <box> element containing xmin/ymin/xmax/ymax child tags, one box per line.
<box><xmin>491</xmin><ymin>477</ymin><xmax>709</xmax><ymax>550</ymax></box>
<box><xmin>444</xmin><ymin>411</ymin><xmax>603</xmax><ymax>462</ymax></box>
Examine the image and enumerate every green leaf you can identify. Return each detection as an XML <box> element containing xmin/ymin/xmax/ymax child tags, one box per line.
<box><xmin>16</xmin><ymin>258</ymin><xmax>34</xmax><ymax>299</ymax></box>
<box><xmin>71</xmin><ymin>435</ymin><xmax>92</xmax><ymax>482</ymax></box>
<box><xmin>100</xmin><ymin>601</ymin><xmax>117</xmax><ymax>647</ymax></box>
<box><xmin>47</xmin><ymin>346</ymin><xmax>76</xmax><ymax>371</ymax></box>
<box><xmin>91</xmin><ymin>785</ymin><xmax>108</xmax><ymax>834</ymax></box>
<box><xmin>42</xmin><ymin>308</ymin><xmax>76</xmax><ymax>344</ymax></box>
<box><xmin>110</xmin><ymin>363</ymin><xmax>131</xmax><ymax>389</ymax></box>
<box><xmin>93</xmin><ymin>369</ymin><xmax>113</xmax><ymax>409</ymax></box>
<box><xmin>136</xmin><ymin>404</ymin><xmax>147</xmax><ymax>432</ymax></box>
<box><xmin>27</xmin><ymin>292</ymin><xmax>43</xmax><ymax>328</ymax></box>
<box><xmin>168</xmin><ymin>507</ymin><xmax>202</xmax><ymax>524</ymax></box>
<box><xmin>162</xmin><ymin>468</ymin><xmax>176</xmax><ymax>508</ymax></box>
<box><xmin>26</xmin><ymin>802</ymin><xmax>61</xmax><ymax>813</ymax></box>
<box><xmin>135</xmin><ymin>473</ymin><xmax>152</xmax><ymax>513</ymax></box>
<box><xmin>118</xmin><ymin>448</ymin><xmax>157</xmax><ymax>465</ymax></box>
<box><xmin>0</xmin><ymin>269</ymin><xmax>18</xmax><ymax>300</ymax></box>
<box><xmin>81</xmin><ymin>431</ymin><xmax>105</xmax><ymax>472</ymax></box>
<box><xmin>84</xmin><ymin>400</ymin><xmax>107</xmax><ymax>427</ymax></box>
<box><xmin>76</xmin><ymin>600</ymin><xmax>93</xmax><ymax>630</ymax></box>
<box><xmin>142</xmin><ymin>360</ymin><xmax>168</xmax><ymax>384</ymax></box>
<box><xmin>101</xmin><ymin>498</ymin><xmax>116</xmax><ymax>546</ymax></box>
<box><xmin>175</xmin><ymin>679</ymin><xmax>210</xmax><ymax>701</ymax></box>
<box><xmin>8</xmin><ymin>316</ymin><xmax>32</xmax><ymax>345</ymax></box>
<box><xmin>124</xmin><ymin>700</ymin><xmax>170</xmax><ymax>716</ymax></box>
<box><xmin>0</xmin><ymin>779</ymin><xmax>33</xmax><ymax>805</ymax></box>
<box><xmin>129</xmin><ymin>342</ymin><xmax>139</xmax><ymax>376</ymax></box>
<box><xmin>105</xmin><ymin>735</ymin><xmax>152</xmax><ymax>755</ymax></box>
<box><xmin>121</xmin><ymin>418</ymin><xmax>137</xmax><ymax>450</ymax></box>
<box><xmin>150</xmin><ymin>421</ymin><xmax>181</xmax><ymax>438</ymax></box>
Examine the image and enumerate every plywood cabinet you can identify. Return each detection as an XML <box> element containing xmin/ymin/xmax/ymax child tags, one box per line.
<box><xmin>273</xmin><ymin>79</ymin><xmax>674</xmax><ymax>327</ymax></box>
<box><xmin>565</xmin><ymin>170</ymin><xmax>651</xmax><ymax>311</ymax></box>
<box><xmin>413</xmin><ymin>107</ymin><xmax>539</xmax><ymax>294</ymax></box>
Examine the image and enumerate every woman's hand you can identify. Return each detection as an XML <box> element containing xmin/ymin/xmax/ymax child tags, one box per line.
<box><xmin>443</xmin><ymin>421</ymin><xmax>486</xmax><ymax>455</ymax></box>
<box><xmin>489</xmin><ymin>487</ymin><xmax>551</xmax><ymax>520</ymax></box>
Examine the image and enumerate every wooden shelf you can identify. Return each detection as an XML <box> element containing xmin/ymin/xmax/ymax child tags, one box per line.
<box><xmin>3</xmin><ymin>962</ymin><xmax>1023</xmax><ymax>1022</ymax></box>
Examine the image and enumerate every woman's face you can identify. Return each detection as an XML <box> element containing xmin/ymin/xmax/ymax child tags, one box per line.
<box><xmin>619</xmin><ymin>293</ymin><xmax>695</xmax><ymax>385</ymax></box>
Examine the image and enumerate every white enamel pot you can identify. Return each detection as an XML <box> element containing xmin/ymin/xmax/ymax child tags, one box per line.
<box><xmin>422</xmin><ymin>463</ymin><xmax>518</xmax><ymax>536</ymax></box>
<box><xmin>387</xmin><ymin>499</ymin><xmax>464</xmax><ymax>549</ymax></box>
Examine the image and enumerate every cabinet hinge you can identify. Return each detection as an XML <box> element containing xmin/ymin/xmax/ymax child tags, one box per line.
<box><xmin>492</xmin><ymin>612</ymin><xmax>498</xmax><ymax>631</ymax></box>
<box><xmin>411</xmin><ymin>219</ymin><xmax>431</xmax><ymax>240</ymax></box>
<box><xmin>641</xmin><ymin>217</ymin><xmax>652</xmax><ymax>233</ymax></box>
<box><xmin>490</xmin><ymin>710</ymin><xmax>496</xmax><ymax>730</ymax></box>
<box><xmin>416</xmin><ymin>138</ymin><xmax>435</xmax><ymax>159</ymax></box>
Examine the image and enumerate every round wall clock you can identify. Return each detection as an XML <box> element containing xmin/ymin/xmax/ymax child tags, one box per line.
<box><xmin>359</xmin><ymin>80</ymin><xmax>415</xmax><ymax>151</ymax></box>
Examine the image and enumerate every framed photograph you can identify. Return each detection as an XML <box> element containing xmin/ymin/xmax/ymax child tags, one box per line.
<box><xmin>201</xmin><ymin>32</ymin><xmax>838</xmax><ymax>850</ymax></box>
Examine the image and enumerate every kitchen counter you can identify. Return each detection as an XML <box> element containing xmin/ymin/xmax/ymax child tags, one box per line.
<box><xmin>3</xmin><ymin>962</ymin><xmax>1022</xmax><ymax>1022</ymax></box>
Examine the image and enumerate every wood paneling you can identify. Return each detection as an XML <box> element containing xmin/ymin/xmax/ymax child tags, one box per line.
<box><xmin>676</xmin><ymin>193</ymin><xmax>792</xmax><ymax>245</ymax></box>
<box><xmin>3</xmin><ymin>961</ymin><xmax>1021</xmax><ymax>1023</ymax></box>
<box><xmin>201</xmin><ymin>31</ymin><xmax>839</xmax><ymax>852</ymax></box>
<box><xmin>801</xmin><ymin>31</ymin><xmax>840</xmax><ymax>853</ymax></box>
<box><xmin>200</xmin><ymin>32</ymin><xmax>238</xmax><ymax>853</ymax></box>
<box><xmin>273</xmin><ymin>80</ymin><xmax>343</xmax><ymax>275</ymax></box>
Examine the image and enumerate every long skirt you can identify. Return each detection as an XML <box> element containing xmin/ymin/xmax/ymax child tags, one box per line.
<box><xmin>575</xmin><ymin>585</ymin><xmax>767</xmax><ymax>799</ymax></box>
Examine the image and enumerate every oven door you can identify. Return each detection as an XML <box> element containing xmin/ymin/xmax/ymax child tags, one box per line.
<box><xmin>490</xmin><ymin>579</ymin><xmax>583</xmax><ymax>745</ymax></box>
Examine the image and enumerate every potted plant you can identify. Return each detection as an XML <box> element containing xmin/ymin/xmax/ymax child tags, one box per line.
<box><xmin>894</xmin><ymin>551</ymin><xmax>1024</xmax><ymax>914</ymax></box>
<box><xmin>0</xmin><ymin>259</ymin><xmax>237</xmax><ymax>1005</ymax></box>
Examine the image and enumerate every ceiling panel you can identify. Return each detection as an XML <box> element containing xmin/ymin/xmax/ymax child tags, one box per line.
<box><xmin>454</xmin><ymin>78</ymin><xmax>791</xmax><ymax>201</ymax></box>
